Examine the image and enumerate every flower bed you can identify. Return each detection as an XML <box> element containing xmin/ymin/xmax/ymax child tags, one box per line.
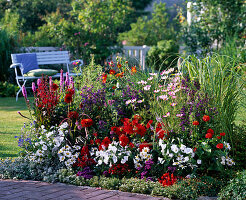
<box><xmin>4</xmin><ymin>57</ymin><xmax>239</xmax><ymax>197</ymax></box>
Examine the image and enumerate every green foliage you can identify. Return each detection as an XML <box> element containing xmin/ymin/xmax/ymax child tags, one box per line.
<box><xmin>146</xmin><ymin>40</ymin><xmax>179</xmax><ymax>71</ymax></box>
<box><xmin>218</xmin><ymin>170</ymin><xmax>246</xmax><ymax>200</ymax></box>
<box><xmin>0</xmin><ymin>0</ymin><xmax>72</xmax><ymax>32</ymax></box>
<box><xmin>118</xmin><ymin>2</ymin><xmax>177</xmax><ymax>46</ymax></box>
<box><xmin>181</xmin><ymin>0</ymin><xmax>246</xmax><ymax>52</ymax></box>
<box><xmin>180</xmin><ymin>54</ymin><xmax>244</xmax><ymax>141</ymax></box>
<box><xmin>0</xmin><ymin>81</ymin><xmax>18</xmax><ymax>97</ymax></box>
<box><xmin>0</xmin><ymin>28</ymin><xmax>18</xmax><ymax>82</ymax></box>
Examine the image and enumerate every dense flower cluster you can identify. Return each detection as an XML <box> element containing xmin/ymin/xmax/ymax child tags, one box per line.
<box><xmin>18</xmin><ymin>58</ymin><xmax>236</xmax><ymax>189</ymax></box>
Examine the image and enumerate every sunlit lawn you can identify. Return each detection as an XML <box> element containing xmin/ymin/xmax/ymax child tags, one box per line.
<box><xmin>0</xmin><ymin>97</ymin><xmax>31</xmax><ymax>158</ymax></box>
<box><xmin>0</xmin><ymin>94</ymin><xmax>245</xmax><ymax>159</ymax></box>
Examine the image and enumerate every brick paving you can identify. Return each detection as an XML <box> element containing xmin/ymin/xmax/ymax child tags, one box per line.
<box><xmin>0</xmin><ymin>179</ymin><xmax>171</xmax><ymax>200</ymax></box>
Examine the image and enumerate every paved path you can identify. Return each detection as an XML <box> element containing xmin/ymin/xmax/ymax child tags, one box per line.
<box><xmin>0</xmin><ymin>179</ymin><xmax>170</xmax><ymax>200</ymax></box>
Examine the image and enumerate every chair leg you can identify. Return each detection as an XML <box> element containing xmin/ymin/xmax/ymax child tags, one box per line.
<box><xmin>16</xmin><ymin>78</ymin><xmax>27</xmax><ymax>101</ymax></box>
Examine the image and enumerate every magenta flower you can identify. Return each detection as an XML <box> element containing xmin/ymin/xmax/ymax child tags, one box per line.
<box><xmin>32</xmin><ymin>82</ymin><xmax>36</xmax><ymax>93</ymax></box>
<box><xmin>22</xmin><ymin>86</ymin><xmax>27</xmax><ymax>99</ymax></box>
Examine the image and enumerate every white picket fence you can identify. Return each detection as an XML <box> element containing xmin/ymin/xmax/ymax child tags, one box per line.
<box><xmin>21</xmin><ymin>46</ymin><xmax>151</xmax><ymax>70</ymax></box>
<box><xmin>108</xmin><ymin>45</ymin><xmax>151</xmax><ymax>70</ymax></box>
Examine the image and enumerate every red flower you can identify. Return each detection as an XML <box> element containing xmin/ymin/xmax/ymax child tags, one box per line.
<box><xmin>68</xmin><ymin>111</ymin><xmax>79</xmax><ymax>119</ymax></box>
<box><xmin>193</xmin><ymin>147</ymin><xmax>197</xmax><ymax>152</ymax></box>
<box><xmin>90</xmin><ymin>140</ymin><xmax>94</xmax><ymax>145</ymax></box>
<box><xmin>131</xmin><ymin>66</ymin><xmax>137</xmax><ymax>74</ymax></box>
<box><xmin>129</xmin><ymin>142</ymin><xmax>134</xmax><ymax>148</ymax></box>
<box><xmin>116</xmin><ymin>72</ymin><xmax>124</xmax><ymax>78</ymax></box>
<box><xmin>93</xmin><ymin>132</ymin><xmax>98</xmax><ymax>137</ymax></box>
<box><xmin>95</xmin><ymin>139</ymin><xmax>101</xmax><ymax>145</ymax></box>
<box><xmin>217</xmin><ymin>136</ymin><xmax>222</xmax><ymax>139</ymax></box>
<box><xmin>202</xmin><ymin>115</ymin><xmax>210</xmax><ymax>122</ymax></box>
<box><xmin>135</xmin><ymin>124</ymin><xmax>147</xmax><ymax>137</ymax></box>
<box><xmin>133</xmin><ymin>114</ymin><xmax>142</xmax><ymax>121</ymax></box>
<box><xmin>205</xmin><ymin>133</ymin><xmax>213</xmax><ymax>139</ymax></box>
<box><xmin>64</xmin><ymin>93</ymin><xmax>73</xmax><ymax>103</ymax></box>
<box><xmin>67</xmin><ymin>88</ymin><xmax>75</xmax><ymax>95</ymax></box>
<box><xmin>216</xmin><ymin>143</ymin><xmax>223</xmax><ymax>149</ymax></box>
<box><xmin>220</xmin><ymin>132</ymin><xmax>226</xmax><ymax>136</ymax></box>
<box><xmin>102</xmin><ymin>73</ymin><xmax>107</xmax><ymax>83</ymax></box>
<box><xmin>146</xmin><ymin>120</ymin><xmax>153</xmax><ymax>129</ymax></box>
<box><xmin>101</xmin><ymin>137</ymin><xmax>111</xmax><ymax>148</ymax></box>
<box><xmin>207</xmin><ymin>129</ymin><xmax>214</xmax><ymax>134</ymax></box>
<box><xmin>193</xmin><ymin>121</ymin><xmax>199</xmax><ymax>125</ymax></box>
<box><xmin>51</xmin><ymin>83</ymin><xmax>59</xmax><ymax>91</ymax></box>
<box><xmin>119</xmin><ymin>134</ymin><xmax>129</xmax><ymax>147</ymax></box>
<box><xmin>109</xmin><ymin>69</ymin><xmax>115</xmax><ymax>75</ymax></box>
<box><xmin>112</xmin><ymin>86</ymin><xmax>116</xmax><ymax>89</ymax></box>
<box><xmin>81</xmin><ymin>118</ymin><xmax>93</xmax><ymax>127</ymax></box>
<box><xmin>139</xmin><ymin>143</ymin><xmax>152</xmax><ymax>151</ymax></box>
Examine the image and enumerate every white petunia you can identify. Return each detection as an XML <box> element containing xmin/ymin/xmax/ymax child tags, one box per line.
<box><xmin>158</xmin><ymin>157</ymin><xmax>165</xmax><ymax>164</ymax></box>
<box><xmin>121</xmin><ymin>156</ymin><xmax>128</xmax><ymax>164</ymax></box>
<box><xmin>42</xmin><ymin>145</ymin><xmax>47</xmax><ymax>151</ymax></box>
<box><xmin>171</xmin><ymin>144</ymin><xmax>179</xmax><ymax>153</ymax></box>
<box><xmin>184</xmin><ymin>147</ymin><xmax>193</xmax><ymax>154</ymax></box>
<box><xmin>197</xmin><ymin>159</ymin><xmax>202</xmax><ymax>164</ymax></box>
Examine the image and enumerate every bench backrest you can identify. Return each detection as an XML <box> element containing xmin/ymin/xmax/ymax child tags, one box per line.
<box><xmin>11</xmin><ymin>51</ymin><xmax>70</xmax><ymax>65</ymax></box>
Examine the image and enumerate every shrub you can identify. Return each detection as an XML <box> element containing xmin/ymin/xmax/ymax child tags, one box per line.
<box><xmin>146</xmin><ymin>39</ymin><xmax>179</xmax><ymax>71</ymax></box>
<box><xmin>218</xmin><ymin>170</ymin><xmax>246</xmax><ymax>200</ymax></box>
<box><xmin>0</xmin><ymin>81</ymin><xmax>18</xmax><ymax>97</ymax></box>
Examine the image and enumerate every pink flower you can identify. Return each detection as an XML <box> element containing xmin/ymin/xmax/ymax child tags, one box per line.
<box><xmin>163</xmin><ymin>112</ymin><xmax>170</xmax><ymax>118</ymax></box>
<box><xmin>84</xmin><ymin>42</ymin><xmax>89</xmax><ymax>47</ymax></box>
<box><xmin>159</xmin><ymin>95</ymin><xmax>168</xmax><ymax>101</ymax></box>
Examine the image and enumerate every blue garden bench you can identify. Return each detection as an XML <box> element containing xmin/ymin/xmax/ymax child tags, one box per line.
<box><xmin>10</xmin><ymin>51</ymin><xmax>82</xmax><ymax>101</ymax></box>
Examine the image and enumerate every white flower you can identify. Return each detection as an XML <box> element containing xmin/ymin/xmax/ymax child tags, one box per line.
<box><xmin>126</xmin><ymin>100</ymin><xmax>131</xmax><ymax>105</ymax></box>
<box><xmin>161</xmin><ymin>76</ymin><xmax>168</xmax><ymax>80</ymax></box>
<box><xmin>60</xmin><ymin>122</ymin><xmax>68</xmax><ymax>129</ymax></box>
<box><xmin>36</xmin><ymin>149</ymin><xmax>43</xmax><ymax>156</ymax></box>
<box><xmin>149</xmin><ymin>73</ymin><xmax>157</xmax><ymax>76</ymax></box>
<box><xmin>142</xmin><ymin>147</ymin><xmax>150</xmax><ymax>153</ymax></box>
<box><xmin>140</xmin><ymin>151</ymin><xmax>147</xmax><ymax>158</ymax></box>
<box><xmin>154</xmin><ymin>90</ymin><xmax>160</xmax><ymax>93</ymax></box>
<box><xmin>177</xmin><ymin>154</ymin><xmax>184</xmax><ymax>161</ymax></box>
<box><xmin>183</xmin><ymin>156</ymin><xmax>189</xmax><ymax>162</ymax></box>
<box><xmin>147</xmin><ymin>77</ymin><xmax>153</xmax><ymax>81</ymax></box>
<box><xmin>197</xmin><ymin>159</ymin><xmax>202</xmax><ymax>164</ymax></box>
<box><xmin>173</xmin><ymin>161</ymin><xmax>180</xmax><ymax>165</ymax></box>
<box><xmin>112</xmin><ymin>155</ymin><xmax>118</xmax><ymax>163</ymax></box>
<box><xmin>46</xmin><ymin>131</ymin><xmax>53</xmax><ymax>138</ymax></box>
<box><xmin>158</xmin><ymin>157</ymin><xmax>165</xmax><ymax>164</ymax></box>
<box><xmin>171</xmin><ymin>144</ymin><xmax>179</xmax><ymax>153</ymax></box>
<box><xmin>221</xmin><ymin>156</ymin><xmax>226</xmax><ymax>165</ymax></box>
<box><xmin>163</xmin><ymin>112</ymin><xmax>170</xmax><ymax>118</ymax></box>
<box><xmin>144</xmin><ymin>85</ymin><xmax>151</xmax><ymax>91</ymax></box>
<box><xmin>98</xmin><ymin>160</ymin><xmax>103</xmax><ymax>165</ymax></box>
<box><xmin>180</xmin><ymin>144</ymin><xmax>186</xmax><ymax>152</ymax></box>
<box><xmin>59</xmin><ymin>156</ymin><xmax>65</xmax><ymax>162</ymax></box>
<box><xmin>184</xmin><ymin>147</ymin><xmax>193</xmax><ymax>154</ymax></box>
<box><xmin>168</xmin><ymin>153</ymin><xmax>174</xmax><ymax>158</ymax></box>
<box><xmin>121</xmin><ymin>156</ymin><xmax>128</xmax><ymax>164</ymax></box>
<box><xmin>104</xmin><ymin>156</ymin><xmax>109</xmax><ymax>164</ymax></box>
<box><xmin>135</xmin><ymin>163</ymin><xmax>142</xmax><ymax>169</ymax></box>
<box><xmin>64</xmin><ymin>151</ymin><xmax>72</xmax><ymax>157</ymax></box>
<box><xmin>42</xmin><ymin>145</ymin><xmax>47</xmax><ymax>151</ymax></box>
<box><xmin>224</xmin><ymin>142</ymin><xmax>231</xmax><ymax>150</ymax></box>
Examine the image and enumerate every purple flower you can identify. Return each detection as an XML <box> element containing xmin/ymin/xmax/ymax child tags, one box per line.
<box><xmin>32</xmin><ymin>82</ymin><xmax>36</xmax><ymax>93</ymax></box>
<box><xmin>37</xmin><ymin>79</ymin><xmax>41</xmax><ymax>86</ymax></box>
<box><xmin>60</xmin><ymin>69</ymin><xmax>64</xmax><ymax>87</ymax></box>
<box><xmin>65</xmin><ymin>72</ymin><xmax>69</xmax><ymax>87</ymax></box>
<box><xmin>22</xmin><ymin>86</ymin><xmax>27</xmax><ymax>99</ymax></box>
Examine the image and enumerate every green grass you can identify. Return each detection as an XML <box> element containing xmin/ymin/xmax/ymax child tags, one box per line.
<box><xmin>0</xmin><ymin>97</ymin><xmax>31</xmax><ymax>158</ymax></box>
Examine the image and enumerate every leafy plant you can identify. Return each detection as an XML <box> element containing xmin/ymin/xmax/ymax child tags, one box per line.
<box><xmin>0</xmin><ymin>81</ymin><xmax>18</xmax><ymax>97</ymax></box>
<box><xmin>218</xmin><ymin>170</ymin><xmax>246</xmax><ymax>200</ymax></box>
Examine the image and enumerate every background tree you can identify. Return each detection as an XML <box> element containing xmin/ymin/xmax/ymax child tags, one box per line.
<box><xmin>181</xmin><ymin>0</ymin><xmax>246</xmax><ymax>53</ymax></box>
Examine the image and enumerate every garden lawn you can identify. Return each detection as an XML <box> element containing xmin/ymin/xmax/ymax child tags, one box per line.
<box><xmin>0</xmin><ymin>97</ymin><xmax>31</xmax><ymax>158</ymax></box>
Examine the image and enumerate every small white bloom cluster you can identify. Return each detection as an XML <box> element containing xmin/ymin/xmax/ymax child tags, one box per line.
<box><xmin>27</xmin><ymin>123</ymin><xmax>81</xmax><ymax>168</ymax></box>
<box><xmin>58</xmin><ymin>145</ymin><xmax>80</xmax><ymax>168</ymax></box>
<box><xmin>92</xmin><ymin>141</ymin><xmax>131</xmax><ymax>167</ymax></box>
<box><xmin>220</xmin><ymin>142</ymin><xmax>234</xmax><ymax>166</ymax></box>
<box><xmin>134</xmin><ymin>147</ymin><xmax>152</xmax><ymax>169</ymax></box>
<box><xmin>158</xmin><ymin>139</ymin><xmax>198</xmax><ymax>169</ymax></box>
<box><xmin>221</xmin><ymin>155</ymin><xmax>235</xmax><ymax>166</ymax></box>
